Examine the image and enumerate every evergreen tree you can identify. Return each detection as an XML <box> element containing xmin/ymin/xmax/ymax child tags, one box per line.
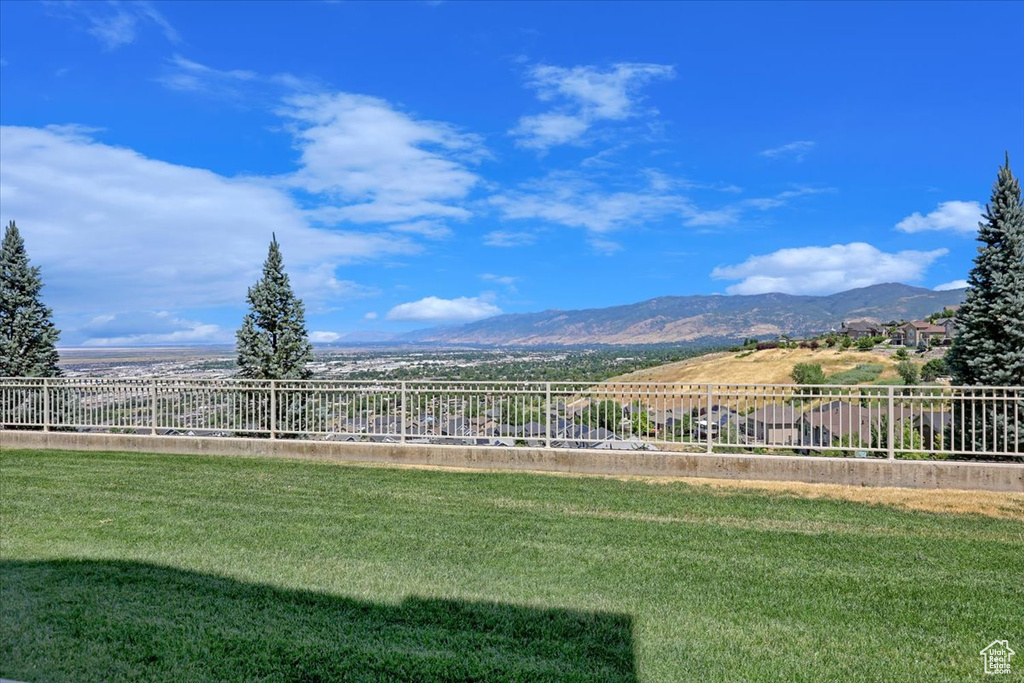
<box><xmin>945</xmin><ymin>155</ymin><xmax>1024</xmax><ymax>455</ymax></box>
<box><xmin>236</xmin><ymin>235</ymin><xmax>313</xmax><ymax>380</ymax></box>
<box><xmin>0</xmin><ymin>221</ymin><xmax>61</xmax><ymax>377</ymax></box>
<box><xmin>947</xmin><ymin>154</ymin><xmax>1024</xmax><ymax>386</ymax></box>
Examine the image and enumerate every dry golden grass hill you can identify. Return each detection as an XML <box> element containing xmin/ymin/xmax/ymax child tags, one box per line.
<box><xmin>609</xmin><ymin>346</ymin><xmax>913</xmax><ymax>385</ymax></box>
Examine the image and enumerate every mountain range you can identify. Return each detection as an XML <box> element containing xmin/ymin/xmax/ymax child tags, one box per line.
<box><xmin>399</xmin><ymin>283</ymin><xmax>967</xmax><ymax>346</ymax></box>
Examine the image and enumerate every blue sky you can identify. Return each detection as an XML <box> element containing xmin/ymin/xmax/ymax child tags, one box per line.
<box><xmin>1</xmin><ymin>1</ymin><xmax>1022</xmax><ymax>346</ymax></box>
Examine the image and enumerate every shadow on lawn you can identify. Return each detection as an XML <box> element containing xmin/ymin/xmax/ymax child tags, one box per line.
<box><xmin>0</xmin><ymin>559</ymin><xmax>636</xmax><ymax>682</ymax></box>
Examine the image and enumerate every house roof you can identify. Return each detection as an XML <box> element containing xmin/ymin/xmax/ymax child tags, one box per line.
<box><xmin>903</xmin><ymin>320</ymin><xmax>946</xmax><ymax>333</ymax></box>
<box><xmin>844</xmin><ymin>320</ymin><xmax>882</xmax><ymax>332</ymax></box>
<box><xmin>749</xmin><ymin>405</ymin><xmax>802</xmax><ymax>423</ymax></box>
<box><xmin>914</xmin><ymin>412</ymin><xmax>952</xmax><ymax>429</ymax></box>
<box><xmin>804</xmin><ymin>401</ymin><xmax>876</xmax><ymax>438</ymax></box>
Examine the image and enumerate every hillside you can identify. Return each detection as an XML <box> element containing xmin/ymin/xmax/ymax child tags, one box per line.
<box><xmin>607</xmin><ymin>347</ymin><xmax>922</xmax><ymax>385</ymax></box>
<box><xmin>403</xmin><ymin>283</ymin><xmax>965</xmax><ymax>346</ymax></box>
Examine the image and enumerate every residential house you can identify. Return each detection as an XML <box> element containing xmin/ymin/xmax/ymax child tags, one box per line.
<box><xmin>841</xmin><ymin>320</ymin><xmax>884</xmax><ymax>340</ymax></box>
<box><xmin>933</xmin><ymin>317</ymin><xmax>958</xmax><ymax>343</ymax></box>
<box><xmin>914</xmin><ymin>412</ymin><xmax>951</xmax><ymax>450</ymax></box>
<box><xmin>747</xmin><ymin>405</ymin><xmax>803</xmax><ymax>445</ymax></box>
<box><xmin>694</xmin><ymin>405</ymin><xmax>742</xmax><ymax>440</ymax></box>
<box><xmin>894</xmin><ymin>321</ymin><xmax>947</xmax><ymax>346</ymax></box>
<box><xmin>803</xmin><ymin>401</ymin><xmax>877</xmax><ymax>448</ymax></box>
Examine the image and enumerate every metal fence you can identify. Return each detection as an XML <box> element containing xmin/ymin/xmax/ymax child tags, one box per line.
<box><xmin>1</xmin><ymin>378</ymin><xmax>1022</xmax><ymax>460</ymax></box>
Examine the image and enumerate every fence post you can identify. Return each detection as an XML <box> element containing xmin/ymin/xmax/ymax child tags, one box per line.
<box><xmin>887</xmin><ymin>386</ymin><xmax>895</xmax><ymax>460</ymax></box>
<box><xmin>270</xmin><ymin>380</ymin><xmax>277</xmax><ymax>440</ymax></box>
<box><xmin>545</xmin><ymin>382</ymin><xmax>552</xmax><ymax>449</ymax></box>
<box><xmin>42</xmin><ymin>378</ymin><xmax>50</xmax><ymax>432</ymax></box>
<box><xmin>151</xmin><ymin>379</ymin><xmax>158</xmax><ymax>435</ymax></box>
<box><xmin>706</xmin><ymin>384</ymin><xmax>713</xmax><ymax>454</ymax></box>
<box><xmin>400</xmin><ymin>381</ymin><xmax>407</xmax><ymax>443</ymax></box>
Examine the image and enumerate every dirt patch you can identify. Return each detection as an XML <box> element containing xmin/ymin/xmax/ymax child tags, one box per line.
<box><xmin>342</xmin><ymin>461</ymin><xmax>1024</xmax><ymax>521</ymax></box>
<box><xmin>672</xmin><ymin>478</ymin><xmax>1024</xmax><ymax>520</ymax></box>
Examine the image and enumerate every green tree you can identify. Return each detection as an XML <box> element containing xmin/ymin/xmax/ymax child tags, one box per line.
<box><xmin>0</xmin><ymin>221</ymin><xmax>61</xmax><ymax>377</ymax></box>
<box><xmin>921</xmin><ymin>357</ymin><xmax>948</xmax><ymax>382</ymax></box>
<box><xmin>947</xmin><ymin>155</ymin><xmax>1024</xmax><ymax>386</ymax></box>
<box><xmin>236</xmin><ymin>235</ymin><xmax>313</xmax><ymax>380</ymax></box>
<box><xmin>578</xmin><ymin>399</ymin><xmax>623</xmax><ymax>432</ymax></box>
<box><xmin>945</xmin><ymin>155</ymin><xmax>1024</xmax><ymax>455</ymax></box>
<box><xmin>631</xmin><ymin>408</ymin><xmax>653</xmax><ymax>435</ymax></box>
<box><xmin>897</xmin><ymin>361</ymin><xmax>919</xmax><ymax>385</ymax></box>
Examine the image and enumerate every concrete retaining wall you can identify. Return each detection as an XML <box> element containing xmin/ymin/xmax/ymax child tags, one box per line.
<box><xmin>2</xmin><ymin>431</ymin><xmax>1022</xmax><ymax>492</ymax></box>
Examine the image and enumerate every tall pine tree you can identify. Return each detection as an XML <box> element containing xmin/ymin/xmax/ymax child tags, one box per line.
<box><xmin>236</xmin><ymin>235</ymin><xmax>313</xmax><ymax>380</ymax></box>
<box><xmin>945</xmin><ymin>154</ymin><xmax>1024</xmax><ymax>455</ymax></box>
<box><xmin>0</xmin><ymin>221</ymin><xmax>62</xmax><ymax>377</ymax></box>
<box><xmin>947</xmin><ymin>154</ymin><xmax>1024</xmax><ymax>386</ymax></box>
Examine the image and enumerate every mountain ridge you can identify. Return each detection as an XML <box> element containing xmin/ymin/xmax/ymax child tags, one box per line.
<box><xmin>401</xmin><ymin>283</ymin><xmax>966</xmax><ymax>346</ymax></box>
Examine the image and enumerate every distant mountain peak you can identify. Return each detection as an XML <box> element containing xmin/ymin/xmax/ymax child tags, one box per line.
<box><xmin>401</xmin><ymin>283</ymin><xmax>966</xmax><ymax>346</ymax></box>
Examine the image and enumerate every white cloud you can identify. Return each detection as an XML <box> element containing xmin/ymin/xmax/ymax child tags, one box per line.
<box><xmin>934</xmin><ymin>279</ymin><xmax>968</xmax><ymax>291</ymax></box>
<box><xmin>489</xmin><ymin>172</ymin><xmax>735</xmax><ymax>239</ymax></box>
<box><xmin>279</xmin><ymin>92</ymin><xmax>485</xmax><ymax>224</ymax></box>
<box><xmin>52</xmin><ymin>1</ymin><xmax>179</xmax><ymax>51</ymax></box>
<box><xmin>760</xmin><ymin>140</ymin><xmax>816</xmax><ymax>161</ymax></box>
<box><xmin>78</xmin><ymin>311</ymin><xmax>227</xmax><ymax>347</ymax></box>
<box><xmin>742</xmin><ymin>186</ymin><xmax>834</xmax><ymax>210</ymax></box>
<box><xmin>310</xmin><ymin>331</ymin><xmax>342</xmax><ymax>343</ymax></box>
<box><xmin>588</xmin><ymin>237</ymin><xmax>622</xmax><ymax>256</ymax></box>
<box><xmin>483</xmin><ymin>230</ymin><xmax>538</xmax><ymax>247</ymax></box>
<box><xmin>895</xmin><ymin>200</ymin><xmax>982</xmax><ymax>234</ymax></box>
<box><xmin>157</xmin><ymin>55</ymin><xmax>318</xmax><ymax>100</ymax></box>
<box><xmin>388</xmin><ymin>220</ymin><xmax>452</xmax><ymax>240</ymax></box>
<box><xmin>479</xmin><ymin>273</ymin><xmax>518</xmax><ymax>286</ymax></box>
<box><xmin>363</xmin><ymin>312</ymin><xmax>379</xmax><ymax>320</ymax></box>
<box><xmin>386</xmin><ymin>295</ymin><xmax>501</xmax><ymax>322</ymax></box>
<box><xmin>157</xmin><ymin>55</ymin><xmax>257</xmax><ymax>95</ymax></box>
<box><xmin>512</xmin><ymin>62</ymin><xmax>674</xmax><ymax>149</ymax></box>
<box><xmin>711</xmin><ymin>242</ymin><xmax>948</xmax><ymax>295</ymax></box>
<box><xmin>512</xmin><ymin>113</ymin><xmax>589</xmax><ymax>149</ymax></box>
<box><xmin>0</xmin><ymin>126</ymin><xmax>414</xmax><ymax>315</ymax></box>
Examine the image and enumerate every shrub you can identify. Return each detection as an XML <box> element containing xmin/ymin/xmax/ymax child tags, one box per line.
<box><xmin>756</xmin><ymin>341</ymin><xmax>779</xmax><ymax>351</ymax></box>
<box><xmin>894</xmin><ymin>348</ymin><xmax>909</xmax><ymax>361</ymax></box>
<box><xmin>855</xmin><ymin>336</ymin><xmax>876</xmax><ymax>351</ymax></box>
<box><xmin>792</xmin><ymin>363</ymin><xmax>826</xmax><ymax>385</ymax></box>
<box><xmin>921</xmin><ymin>357</ymin><xmax>949</xmax><ymax>382</ymax></box>
<box><xmin>897</xmin><ymin>360</ymin><xmax>920</xmax><ymax>385</ymax></box>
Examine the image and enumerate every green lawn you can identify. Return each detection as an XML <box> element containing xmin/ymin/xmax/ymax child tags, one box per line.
<box><xmin>1</xmin><ymin>449</ymin><xmax>1021</xmax><ymax>682</ymax></box>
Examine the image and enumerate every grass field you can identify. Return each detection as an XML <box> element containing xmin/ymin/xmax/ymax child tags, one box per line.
<box><xmin>2</xmin><ymin>449</ymin><xmax>1022</xmax><ymax>682</ymax></box>
<box><xmin>610</xmin><ymin>347</ymin><xmax>914</xmax><ymax>385</ymax></box>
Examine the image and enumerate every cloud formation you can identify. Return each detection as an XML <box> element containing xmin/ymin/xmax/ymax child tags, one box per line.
<box><xmin>934</xmin><ymin>279</ymin><xmax>968</xmax><ymax>291</ymax></box>
<box><xmin>78</xmin><ymin>311</ymin><xmax>226</xmax><ymax>347</ymax></box>
<box><xmin>895</xmin><ymin>200</ymin><xmax>982</xmax><ymax>234</ymax></box>
<box><xmin>0</xmin><ymin>125</ymin><xmax>414</xmax><ymax>316</ymax></box>
<box><xmin>760</xmin><ymin>140</ymin><xmax>816</xmax><ymax>162</ymax></box>
<box><xmin>711</xmin><ymin>242</ymin><xmax>948</xmax><ymax>295</ymax></box>
<box><xmin>52</xmin><ymin>1</ymin><xmax>179</xmax><ymax>51</ymax></box>
<box><xmin>386</xmin><ymin>295</ymin><xmax>501</xmax><ymax>322</ymax></box>
<box><xmin>489</xmin><ymin>172</ymin><xmax>736</xmax><ymax>244</ymax></box>
<box><xmin>512</xmin><ymin>62</ymin><xmax>674</xmax><ymax>149</ymax></box>
<box><xmin>483</xmin><ymin>230</ymin><xmax>538</xmax><ymax>247</ymax></box>
<box><xmin>280</xmin><ymin>93</ymin><xmax>485</xmax><ymax>224</ymax></box>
